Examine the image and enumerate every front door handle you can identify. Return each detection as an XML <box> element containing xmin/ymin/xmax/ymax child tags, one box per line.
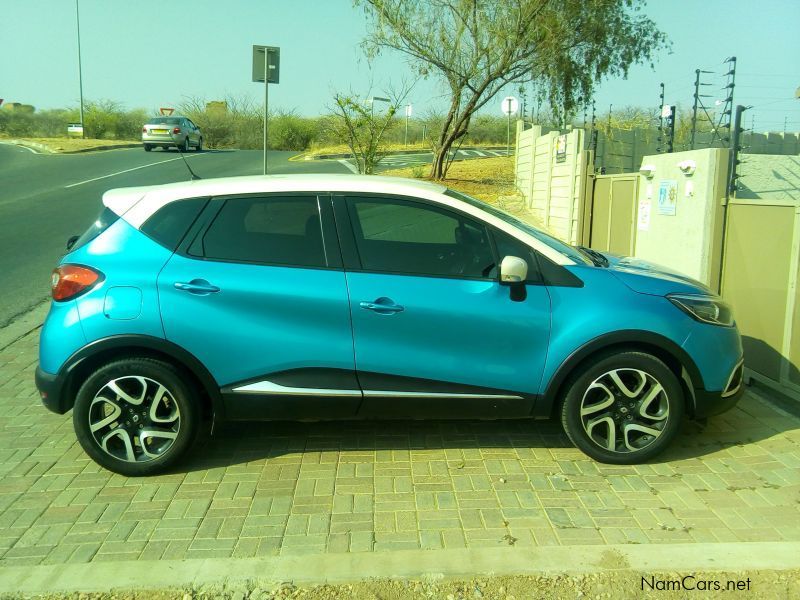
<box><xmin>359</xmin><ymin>297</ymin><xmax>404</xmax><ymax>314</ymax></box>
<box><xmin>174</xmin><ymin>279</ymin><xmax>220</xmax><ymax>295</ymax></box>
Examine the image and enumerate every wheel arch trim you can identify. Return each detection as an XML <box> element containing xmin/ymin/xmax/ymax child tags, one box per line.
<box><xmin>58</xmin><ymin>334</ymin><xmax>224</xmax><ymax>421</ymax></box>
<box><xmin>537</xmin><ymin>329</ymin><xmax>703</xmax><ymax>417</ymax></box>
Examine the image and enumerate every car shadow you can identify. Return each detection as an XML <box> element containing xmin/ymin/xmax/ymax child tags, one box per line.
<box><xmin>172</xmin><ymin>388</ymin><xmax>799</xmax><ymax>474</ymax></box>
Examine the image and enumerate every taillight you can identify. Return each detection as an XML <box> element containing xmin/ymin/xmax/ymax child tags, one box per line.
<box><xmin>142</xmin><ymin>127</ymin><xmax>147</xmax><ymax>133</ymax></box>
<box><xmin>173</xmin><ymin>127</ymin><xmax>181</xmax><ymax>134</ymax></box>
<box><xmin>51</xmin><ymin>265</ymin><xmax>103</xmax><ymax>301</ymax></box>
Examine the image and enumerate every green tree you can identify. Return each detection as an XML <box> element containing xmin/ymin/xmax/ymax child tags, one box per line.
<box><xmin>326</xmin><ymin>84</ymin><xmax>412</xmax><ymax>174</ymax></box>
<box><xmin>357</xmin><ymin>0</ymin><xmax>668</xmax><ymax>179</ymax></box>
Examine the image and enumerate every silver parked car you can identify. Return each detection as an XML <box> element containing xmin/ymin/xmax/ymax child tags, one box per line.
<box><xmin>142</xmin><ymin>116</ymin><xmax>203</xmax><ymax>152</ymax></box>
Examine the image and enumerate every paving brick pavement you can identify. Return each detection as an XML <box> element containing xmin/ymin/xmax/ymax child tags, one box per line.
<box><xmin>1</xmin><ymin>328</ymin><xmax>799</xmax><ymax>568</ymax></box>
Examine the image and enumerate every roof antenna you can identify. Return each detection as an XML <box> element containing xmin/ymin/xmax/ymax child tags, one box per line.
<box><xmin>170</xmin><ymin>130</ymin><xmax>202</xmax><ymax>180</ymax></box>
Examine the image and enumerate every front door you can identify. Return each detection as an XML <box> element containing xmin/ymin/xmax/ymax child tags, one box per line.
<box><xmin>158</xmin><ymin>194</ymin><xmax>358</xmax><ymax>419</ymax></box>
<box><xmin>338</xmin><ymin>195</ymin><xmax>551</xmax><ymax>418</ymax></box>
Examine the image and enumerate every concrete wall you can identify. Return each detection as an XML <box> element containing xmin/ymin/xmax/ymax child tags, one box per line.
<box><xmin>514</xmin><ymin>123</ymin><xmax>587</xmax><ymax>244</ymax></box>
<box><xmin>632</xmin><ymin>148</ymin><xmax>729</xmax><ymax>290</ymax></box>
<box><xmin>737</xmin><ymin>154</ymin><xmax>800</xmax><ymax>201</ymax></box>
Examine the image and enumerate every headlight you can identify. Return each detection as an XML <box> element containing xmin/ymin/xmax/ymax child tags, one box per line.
<box><xmin>667</xmin><ymin>294</ymin><xmax>734</xmax><ymax>327</ymax></box>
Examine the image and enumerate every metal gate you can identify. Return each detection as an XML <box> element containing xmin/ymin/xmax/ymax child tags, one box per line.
<box><xmin>588</xmin><ymin>174</ymin><xmax>640</xmax><ymax>255</ymax></box>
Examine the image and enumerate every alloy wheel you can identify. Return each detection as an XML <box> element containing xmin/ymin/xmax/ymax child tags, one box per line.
<box><xmin>88</xmin><ymin>376</ymin><xmax>181</xmax><ymax>463</ymax></box>
<box><xmin>579</xmin><ymin>368</ymin><xmax>669</xmax><ymax>453</ymax></box>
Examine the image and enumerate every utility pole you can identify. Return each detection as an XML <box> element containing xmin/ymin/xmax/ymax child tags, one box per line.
<box><xmin>76</xmin><ymin>0</ymin><xmax>85</xmax><ymax>139</ymax></box>
<box><xmin>727</xmin><ymin>105</ymin><xmax>747</xmax><ymax>196</ymax></box>
<box><xmin>590</xmin><ymin>100</ymin><xmax>598</xmax><ymax>171</ymax></box>
<box><xmin>664</xmin><ymin>105</ymin><xmax>676</xmax><ymax>153</ymax></box>
<box><xmin>715</xmin><ymin>56</ymin><xmax>737</xmax><ymax>146</ymax></box>
<box><xmin>658</xmin><ymin>83</ymin><xmax>665</xmax><ymax>153</ymax></box>
<box><xmin>690</xmin><ymin>69</ymin><xmax>714</xmax><ymax>149</ymax></box>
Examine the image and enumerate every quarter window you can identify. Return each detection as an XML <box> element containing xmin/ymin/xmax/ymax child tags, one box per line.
<box><xmin>197</xmin><ymin>196</ymin><xmax>326</xmax><ymax>267</ymax></box>
<box><xmin>348</xmin><ymin>198</ymin><xmax>495</xmax><ymax>279</ymax></box>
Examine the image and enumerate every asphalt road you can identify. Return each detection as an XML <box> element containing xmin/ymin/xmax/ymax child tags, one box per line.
<box><xmin>0</xmin><ymin>144</ymin><xmax>506</xmax><ymax>327</ymax></box>
<box><xmin>0</xmin><ymin>146</ymin><xmax>350</xmax><ymax>328</ymax></box>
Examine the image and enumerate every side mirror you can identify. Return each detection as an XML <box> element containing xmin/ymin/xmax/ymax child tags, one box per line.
<box><xmin>66</xmin><ymin>235</ymin><xmax>79</xmax><ymax>251</ymax></box>
<box><xmin>499</xmin><ymin>255</ymin><xmax>528</xmax><ymax>284</ymax></box>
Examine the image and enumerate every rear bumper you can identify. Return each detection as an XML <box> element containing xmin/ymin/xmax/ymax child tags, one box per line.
<box><xmin>35</xmin><ymin>365</ymin><xmax>70</xmax><ymax>414</ymax></box>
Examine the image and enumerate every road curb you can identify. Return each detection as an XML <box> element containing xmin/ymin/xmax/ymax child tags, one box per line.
<box><xmin>0</xmin><ymin>300</ymin><xmax>49</xmax><ymax>351</ymax></box>
<box><xmin>1</xmin><ymin>541</ymin><xmax>798</xmax><ymax>595</ymax></box>
<box><xmin>0</xmin><ymin>139</ymin><xmax>140</xmax><ymax>154</ymax></box>
<box><xmin>297</xmin><ymin>146</ymin><xmax>509</xmax><ymax>161</ymax></box>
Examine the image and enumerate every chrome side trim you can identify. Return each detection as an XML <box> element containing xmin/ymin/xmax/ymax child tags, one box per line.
<box><xmin>232</xmin><ymin>381</ymin><xmax>363</xmax><ymax>397</ymax></box>
<box><xmin>721</xmin><ymin>359</ymin><xmax>745</xmax><ymax>398</ymax></box>
<box><xmin>362</xmin><ymin>390</ymin><xmax>524</xmax><ymax>400</ymax></box>
<box><xmin>230</xmin><ymin>381</ymin><xmax>524</xmax><ymax>400</ymax></box>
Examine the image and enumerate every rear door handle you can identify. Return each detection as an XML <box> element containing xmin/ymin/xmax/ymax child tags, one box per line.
<box><xmin>174</xmin><ymin>279</ymin><xmax>220</xmax><ymax>295</ymax></box>
<box><xmin>359</xmin><ymin>298</ymin><xmax>404</xmax><ymax>314</ymax></box>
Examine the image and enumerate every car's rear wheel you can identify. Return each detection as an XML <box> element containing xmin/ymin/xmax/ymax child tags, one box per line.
<box><xmin>73</xmin><ymin>358</ymin><xmax>199</xmax><ymax>476</ymax></box>
<box><xmin>195</xmin><ymin>137</ymin><xmax>203</xmax><ymax>152</ymax></box>
<box><xmin>143</xmin><ymin>144</ymin><xmax>152</xmax><ymax>152</ymax></box>
<box><xmin>560</xmin><ymin>351</ymin><xmax>683</xmax><ymax>464</ymax></box>
<box><xmin>181</xmin><ymin>137</ymin><xmax>189</xmax><ymax>152</ymax></box>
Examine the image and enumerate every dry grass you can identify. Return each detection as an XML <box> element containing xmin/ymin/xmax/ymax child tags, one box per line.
<box><xmin>306</xmin><ymin>142</ymin><xmax>431</xmax><ymax>157</ymax></box>
<box><xmin>381</xmin><ymin>155</ymin><xmax>541</xmax><ymax>230</ymax></box>
<box><xmin>1</xmin><ymin>136</ymin><xmax>138</xmax><ymax>153</ymax></box>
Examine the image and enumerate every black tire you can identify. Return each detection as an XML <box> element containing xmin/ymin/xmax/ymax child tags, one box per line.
<box><xmin>560</xmin><ymin>351</ymin><xmax>684</xmax><ymax>464</ymax></box>
<box><xmin>73</xmin><ymin>357</ymin><xmax>199</xmax><ymax>476</ymax></box>
<box><xmin>195</xmin><ymin>137</ymin><xmax>203</xmax><ymax>152</ymax></box>
<box><xmin>143</xmin><ymin>144</ymin><xmax>152</xmax><ymax>152</ymax></box>
<box><xmin>181</xmin><ymin>137</ymin><xmax>189</xmax><ymax>152</ymax></box>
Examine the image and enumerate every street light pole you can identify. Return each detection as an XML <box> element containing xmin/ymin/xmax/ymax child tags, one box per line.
<box><xmin>264</xmin><ymin>48</ymin><xmax>269</xmax><ymax>175</ymax></box>
<box><xmin>76</xmin><ymin>0</ymin><xmax>85</xmax><ymax>139</ymax></box>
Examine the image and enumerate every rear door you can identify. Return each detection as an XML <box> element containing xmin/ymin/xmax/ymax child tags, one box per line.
<box><xmin>336</xmin><ymin>194</ymin><xmax>551</xmax><ymax>418</ymax></box>
<box><xmin>158</xmin><ymin>193</ymin><xmax>359</xmax><ymax>419</ymax></box>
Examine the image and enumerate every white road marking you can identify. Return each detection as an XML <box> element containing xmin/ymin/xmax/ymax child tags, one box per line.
<box><xmin>337</xmin><ymin>159</ymin><xmax>359</xmax><ymax>174</ymax></box>
<box><xmin>0</xmin><ymin>141</ymin><xmax>39</xmax><ymax>154</ymax></box>
<box><xmin>64</xmin><ymin>154</ymin><xmax>208</xmax><ymax>188</ymax></box>
<box><xmin>472</xmin><ymin>150</ymin><xmax>487</xmax><ymax>156</ymax></box>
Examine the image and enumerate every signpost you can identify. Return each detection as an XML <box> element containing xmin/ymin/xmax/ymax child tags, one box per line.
<box><xmin>252</xmin><ymin>45</ymin><xmax>280</xmax><ymax>174</ymax></box>
<box><xmin>501</xmin><ymin>96</ymin><xmax>519</xmax><ymax>155</ymax></box>
<box><xmin>404</xmin><ymin>104</ymin><xmax>412</xmax><ymax>146</ymax></box>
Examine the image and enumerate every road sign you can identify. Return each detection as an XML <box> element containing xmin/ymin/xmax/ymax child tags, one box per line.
<box><xmin>67</xmin><ymin>123</ymin><xmax>84</xmax><ymax>138</ymax></box>
<box><xmin>501</xmin><ymin>96</ymin><xmax>519</xmax><ymax>115</ymax></box>
<box><xmin>252</xmin><ymin>46</ymin><xmax>280</xmax><ymax>83</ymax></box>
<box><xmin>405</xmin><ymin>104</ymin><xmax>413</xmax><ymax>117</ymax></box>
<box><xmin>661</xmin><ymin>104</ymin><xmax>672</xmax><ymax>118</ymax></box>
<box><xmin>160</xmin><ymin>107</ymin><xmax>175</xmax><ymax>116</ymax></box>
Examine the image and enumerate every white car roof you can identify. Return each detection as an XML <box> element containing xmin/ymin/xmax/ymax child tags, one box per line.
<box><xmin>102</xmin><ymin>174</ymin><xmax>573</xmax><ymax>265</ymax></box>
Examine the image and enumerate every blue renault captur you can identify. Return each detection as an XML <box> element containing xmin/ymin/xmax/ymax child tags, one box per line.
<box><xmin>35</xmin><ymin>174</ymin><xmax>744</xmax><ymax>476</ymax></box>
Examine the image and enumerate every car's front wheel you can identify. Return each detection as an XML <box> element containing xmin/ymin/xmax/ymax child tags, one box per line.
<box><xmin>73</xmin><ymin>358</ymin><xmax>199</xmax><ymax>476</ymax></box>
<box><xmin>561</xmin><ymin>351</ymin><xmax>684</xmax><ymax>464</ymax></box>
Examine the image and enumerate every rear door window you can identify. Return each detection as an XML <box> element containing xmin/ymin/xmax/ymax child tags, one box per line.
<box><xmin>193</xmin><ymin>196</ymin><xmax>328</xmax><ymax>268</ymax></box>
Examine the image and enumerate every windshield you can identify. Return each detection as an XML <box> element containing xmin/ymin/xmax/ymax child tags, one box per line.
<box><xmin>444</xmin><ymin>189</ymin><xmax>592</xmax><ymax>265</ymax></box>
<box><xmin>148</xmin><ymin>117</ymin><xmax>181</xmax><ymax>124</ymax></box>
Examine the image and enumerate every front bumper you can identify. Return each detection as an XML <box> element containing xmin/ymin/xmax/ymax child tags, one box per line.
<box><xmin>35</xmin><ymin>365</ymin><xmax>70</xmax><ymax>414</ymax></box>
<box><xmin>691</xmin><ymin>359</ymin><xmax>745</xmax><ymax>418</ymax></box>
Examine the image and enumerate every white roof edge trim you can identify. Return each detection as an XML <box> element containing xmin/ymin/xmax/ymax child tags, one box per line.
<box><xmin>115</xmin><ymin>178</ymin><xmax>573</xmax><ymax>266</ymax></box>
<box><xmin>102</xmin><ymin>189</ymin><xmax>147</xmax><ymax>218</ymax></box>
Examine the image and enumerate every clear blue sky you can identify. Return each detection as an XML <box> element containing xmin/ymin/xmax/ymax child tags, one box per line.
<box><xmin>1</xmin><ymin>0</ymin><xmax>798</xmax><ymax>132</ymax></box>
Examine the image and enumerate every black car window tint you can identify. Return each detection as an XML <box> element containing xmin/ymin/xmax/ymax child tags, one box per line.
<box><xmin>349</xmin><ymin>198</ymin><xmax>494</xmax><ymax>278</ymax></box>
<box><xmin>201</xmin><ymin>196</ymin><xmax>326</xmax><ymax>267</ymax></box>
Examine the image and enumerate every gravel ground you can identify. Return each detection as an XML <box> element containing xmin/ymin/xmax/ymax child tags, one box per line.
<box><xmin>4</xmin><ymin>569</ymin><xmax>799</xmax><ymax>600</ymax></box>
